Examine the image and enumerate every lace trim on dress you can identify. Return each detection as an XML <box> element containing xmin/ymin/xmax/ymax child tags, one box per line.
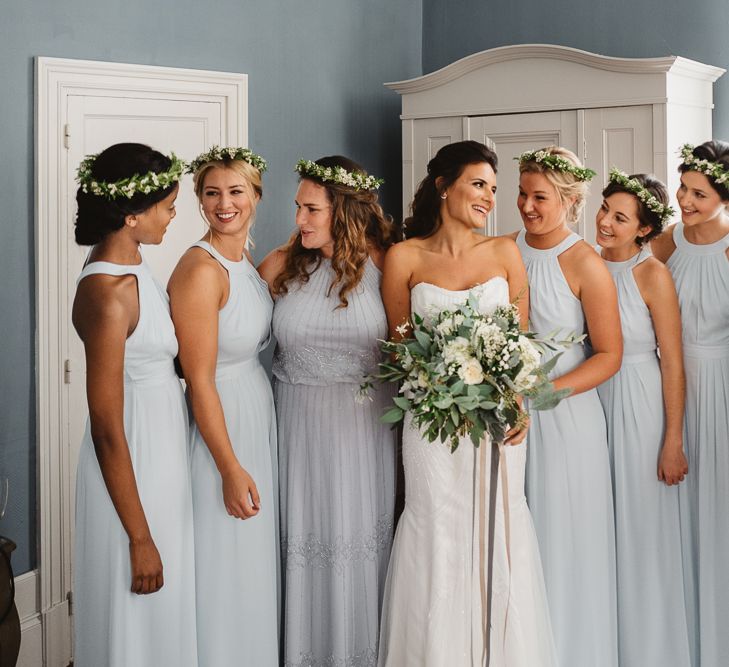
<box><xmin>273</xmin><ymin>346</ymin><xmax>380</xmax><ymax>385</ymax></box>
<box><xmin>284</xmin><ymin>647</ymin><xmax>378</xmax><ymax>667</ymax></box>
<box><xmin>283</xmin><ymin>515</ymin><xmax>393</xmax><ymax>572</ymax></box>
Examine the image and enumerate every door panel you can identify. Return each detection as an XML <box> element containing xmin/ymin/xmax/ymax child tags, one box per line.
<box><xmin>582</xmin><ymin>105</ymin><xmax>654</xmax><ymax>244</ymax></box>
<box><xmin>467</xmin><ymin>111</ymin><xmax>579</xmax><ymax>236</ymax></box>
<box><xmin>408</xmin><ymin>116</ymin><xmax>463</xmax><ymax>218</ymax></box>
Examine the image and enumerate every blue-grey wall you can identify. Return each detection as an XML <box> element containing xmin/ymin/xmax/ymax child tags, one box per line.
<box><xmin>422</xmin><ymin>0</ymin><xmax>729</xmax><ymax>138</ymax></box>
<box><xmin>0</xmin><ymin>0</ymin><xmax>422</xmax><ymax>575</ymax></box>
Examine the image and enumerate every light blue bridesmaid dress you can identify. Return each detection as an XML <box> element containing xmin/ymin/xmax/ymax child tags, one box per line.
<box><xmin>188</xmin><ymin>241</ymin><xmax>279</xmax><ymax>666</ymax></box>
<box><xmin>667</xmin><ymin>222</ymin><xmax>729</xmax><ymax>666</ymax></box>
<box><xmin>516</xmin><ymin>230</ymin><xmax>618</xmax><ymax>667</ymax></box>
<box><xmin>74</xmin><ymin>257</ymin><xmax>197</xmax><ymax>667</ymax></box>
<box><xmin>596</xmin><ymin>245</ymin><xmax>690</xmax><ymax>666</ymax></box>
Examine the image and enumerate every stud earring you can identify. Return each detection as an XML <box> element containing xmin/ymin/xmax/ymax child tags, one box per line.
<box><xmin>440</xmin><ymin>193</ymin><xmax>447</xmax><ymax>200</ymax></box>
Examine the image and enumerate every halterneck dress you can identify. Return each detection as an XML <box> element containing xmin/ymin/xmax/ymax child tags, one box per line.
<box><xmin>377</xmin><ymin>279</ymin><xmax>557</xmax><ymax>667</ymax></box>
<box><xmin>596</xmin><ymin>246</ymin><xmax>690</xmax><ymax>666</ymax></box>
<box><xmin>516</xmin><ymin>230</ymin><xmax>618</xmax><ymax>667</ymax></box>
<box><xmin>272</xmin><ymin>257</ymin><xmax>396</xmax><ymax>667</ymax></box>
<box><xmin>667</xmin><ymin>222</ymin><xmax>729</xmax><ymax>666</ymax></box>
<box><xmin>74</xmin><ymin>258</ymin><xmax>197</xmax><ymax>667</ymax></box>
<box><xmin>188</xmin><ymin>241</ymin><xmax>279</xmax><ymax>666</ymax></box>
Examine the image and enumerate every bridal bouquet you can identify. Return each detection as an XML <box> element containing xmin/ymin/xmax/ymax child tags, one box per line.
<box><xmin>361</xmin><ymin>293</ymin><xmax>582</xmax><ymax>452</ymax></box>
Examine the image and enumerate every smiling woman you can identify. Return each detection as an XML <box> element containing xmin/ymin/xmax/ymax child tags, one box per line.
<box><xmin>377</xmin><ymin>140</ymin><xmax>557</xmax><ymax>666</ymax></box>
<box><xmin>652</xmin><ymin>140</ymin><xmax>729</xmax><ymax>666</ymax></box>
<box><xmin>514</xmin><ymin>145</ymin><xmax>621</xmax><ymax>667</ymax></box>
<box><xmin>167</xmin><ymin>146</ymin><xmax>279</xmax><ymax>666</ymax></box>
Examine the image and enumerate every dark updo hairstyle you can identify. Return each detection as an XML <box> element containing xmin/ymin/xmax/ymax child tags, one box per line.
<box><xmin>404</xmin><ymin>140</ymin><xmax>498</xmax><ymax>239</ymax></box>
<box><xmin>678</xmin><ymin>139</ymin><xmax>729</xmax><ymax>201</ymax></box>
<box><xmin>74</xmin><ymin>143</ymin><xmax>178</xmax><ymax>245</ymax></box>
<box><xmin>601</xmin><ymin>173</ymin><xmax>670</xmax><ymax>246</ymax></box>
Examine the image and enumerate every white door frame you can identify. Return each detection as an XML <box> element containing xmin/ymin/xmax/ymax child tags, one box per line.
<box><xmin>34</xmin><ymin>56</ymin><xmax>247</xmax><ymax>666</ymax></box>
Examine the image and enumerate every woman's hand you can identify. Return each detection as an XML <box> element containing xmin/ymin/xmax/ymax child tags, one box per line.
<box><xmin>129</xmin><ymin>536</ymin><xmax>164</xmax><ymax>594</ymax></box>
<box><xmin>658</xmin><ymin>436</ymin><xmax>688</xmax><ymax>486</ymax></box>
<box><xmin>221</xmin><ymin>463</ymin><xmax>260</xmax><ymax>519</ymax></box>
<box><xmin>504</xmin><ymin>412</ymin><xmax>530</xmax><ymax>446</ymax></box>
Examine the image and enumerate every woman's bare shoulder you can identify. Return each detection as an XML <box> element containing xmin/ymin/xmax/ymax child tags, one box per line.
<box><xmin>257</xmin><ymin>246</ymin><xmax>288</xmax><ymax>284</ymax></box>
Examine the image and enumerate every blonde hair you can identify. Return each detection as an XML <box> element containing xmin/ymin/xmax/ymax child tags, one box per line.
<box><xmin>519</xmin><ymin>146</ymin><xmax>588</xmax><ymax>224</ymax></box>
<box><xmin>192</xmin><ymin>160</ymin><xmax>262</xmax><ymax>244</ymax></box>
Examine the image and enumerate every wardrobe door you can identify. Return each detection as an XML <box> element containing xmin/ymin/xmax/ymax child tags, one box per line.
<box><xmin>467</xmin><ymin>111</ymin><xmax>578</xmax><ymax>236</ymax></box>
<box><xmin>406</xmin><ymin>116</ymin><xmax>464</xmax><ymax>218</ymax></box>
<box><xmin>583</xmin><ymin>105</ymin><xmax>655</xmax><ymax>243</ymax></box>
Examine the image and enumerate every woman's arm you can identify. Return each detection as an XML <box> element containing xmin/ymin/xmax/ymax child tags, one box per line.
<box><xmin>73</xmin><ymin>275</ymin><xmax>163</xmax><ymax>595</ymax></box>
<box><xmin>168</xmin><ymin>253</ymin><xmax>260</xmax><ymax>520</ymax></box>
<box><xmin>497</xmin><ymin>237</ymin><xmax>530</xmax><ymax>329</ymax></box>
<box><xmin>638</xmin><ymin>260</ymin><xmax>687</xmax><ymax>485</ymax></box>
<box><xmin>497</xmin><ymin>237</ymin><xmax>531</xmax><ymax>444</ymax></box>
<box><xmin>381</xmin><ymin>243</ymin><xmax>414</xmax><ymax>340</ymax></box>
<box><xmin>556</xmin><ymin>246</ymin><xmax>623</xmax><ymax>395</ymax></box>
<box><xmin>257</xmin><ymin>247</ymin><xmax>287</xmax><ymax>292</ymax></box>
<box><xmin>650</xmin><ymin>225</ymin><xmax>677</xmax><ymax>264</ymax></box>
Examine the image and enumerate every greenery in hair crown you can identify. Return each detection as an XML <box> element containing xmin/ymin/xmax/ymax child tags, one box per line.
<box><xmin>679</xmin><ymin>144</ymin><xmax>729</xmax><ymax>184</ymax></box>
<box><xmin>295</xmin><ymin>159</ymin><xmax>384</xmax><ymax>191</ymax></box>
<box><xmin>608</xmin><ymin>168</ymin><xmax>674</xmax><ymax>223</ymax></box>
<box><xmin>187</xmin><ymin>145</ymin><xmax>267</xmax><ymax>175</ymax></box>
<box><xmin>516</xmin><ymin>149</ymin><xmax>596</xmax><ymax>182</ymax></box>
<box><xmin>76</xmin><ymin>153</ymin><xmax>186</xmax><ymax>200</ymax></box>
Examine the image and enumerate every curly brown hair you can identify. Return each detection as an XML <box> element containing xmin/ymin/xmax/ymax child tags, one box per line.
<box><xmin>272</xmin><ymin>156</ymin><xmax>401</xmax><ymax>308</ymax></box>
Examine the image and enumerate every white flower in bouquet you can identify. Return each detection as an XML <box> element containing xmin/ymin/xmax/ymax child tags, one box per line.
<box><xmin>458</xmin><ymin>358</ymin><xmax>485</xmax><ymax>385</ymax></box>
<box><xmin>443</xmin><ymin>337</ymin><xmax>471</xmax><ymax>368</ymax></box>
<box><xmin>473</xmin><ymin>321</ymin><xmax>508</xmax><ymax>363</ymax></box>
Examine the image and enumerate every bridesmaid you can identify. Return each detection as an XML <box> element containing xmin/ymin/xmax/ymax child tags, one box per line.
<box><xmin>512</xmin><ymin>146</ymin><xmax>621</xmax><ymax>667</ymax></box>
<box><xmin>72</xmin><ymin>143</ymin><xmax>196</xmax><ymax>666</ymax></box>
<box><xmin>168</xmin><ymin>147</ymin><xmax>278</xmax><ymax>666</ymax></box>
<box><xmin>258</xmin><ymin>156</ymin><xmax>399</xmax><ymax>666</ymax></box>
<box><xmin>595</xmin><ymin>169</ymin><xmax>690</xmax><ymax>666</ymax></box>
<box><xmin>652</xmin><ymin>140</ymin><xmax>729</xmax><ymax>667</ymax></box>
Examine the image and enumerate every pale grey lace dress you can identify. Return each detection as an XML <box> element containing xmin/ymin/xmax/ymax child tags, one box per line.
<box><xmin>272</xmin><ymin>257</ymin><xmax>396</xmax><ymax>667</ymax></box>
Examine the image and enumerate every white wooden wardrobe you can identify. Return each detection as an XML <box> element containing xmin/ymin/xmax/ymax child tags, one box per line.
<box><xmin>386</xmin><ymin>44</ymin><xmax>724</xmax><ymax>243</ymax></box>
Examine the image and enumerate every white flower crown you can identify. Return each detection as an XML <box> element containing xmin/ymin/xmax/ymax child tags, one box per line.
<box><xmin>76</xmin><ymin>153</ymin><xmax>186</xmax><ymax>200</ymax></box>
<box><xmin>295</xmin><ymin>159</ymin><xmax>384</xmax><ymax>191</ymax></box>
<box><xmin>188</xmin><ymin>145</ymin><xmax>267</xmax><ymax>175</ymax></box>
<box><xmin>679</xmin><ymin>144</ymin><xmax>729</xmax><ymax>185</ymax></box>
<box><xmin>516</xmin><ymin>149</ymin><xmax>596</xmax><ymax>182</ymax></box>
<box><xmin>608</xmin><ymin>168</ymin><xmax>674</xmax><ymax>223</ymax></box>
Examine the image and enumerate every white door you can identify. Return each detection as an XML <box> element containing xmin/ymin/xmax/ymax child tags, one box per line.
<box><xmin>36</xmin><ymin>58</ymin><xmax>246</xmax><ymax>667</ymax></box>
<box><xmin>466</xmin><ymin>111</ymin><xmax>579</xmax><ymax>237</ymax></box>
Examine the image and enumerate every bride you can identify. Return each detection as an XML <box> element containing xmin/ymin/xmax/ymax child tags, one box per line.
<box><xmin>378</xmin><ymin>141</ymin><xmax>557</xmax><ymax>666</ymax></box>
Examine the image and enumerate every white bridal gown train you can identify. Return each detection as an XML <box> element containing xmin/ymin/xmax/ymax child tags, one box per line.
<box><xmin>378</xmin><ymin>279</ymin><xmax>557</xmax><ymax>667</ymax></box>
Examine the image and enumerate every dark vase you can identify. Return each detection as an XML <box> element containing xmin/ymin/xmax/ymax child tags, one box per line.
<box><xmin>0</xmin><ymin>537</ymin><xmax>20</xmax><ymax>667</ymax></box>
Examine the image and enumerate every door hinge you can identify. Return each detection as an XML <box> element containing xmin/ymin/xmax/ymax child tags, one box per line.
<box><xmin>66</xmin><ymin>590</ymin><xmax>73</xmax><ymax>615</ymax></box>
<box><xmin>64</xmin><ymin>359</ymin><xmax>72</xmax><ymax>384</ymax></box>
<box><xmin>63</xmin><ymin>124</ymin><xmax>71</xmax><ymax>149</ymax></box>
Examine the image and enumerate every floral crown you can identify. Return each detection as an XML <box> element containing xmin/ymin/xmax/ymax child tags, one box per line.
<box><xmin>187</xmin><ymin>145</ymin><xmax>268</xmax><ymax>175</ymax></box>
<box><xmin>679</xmin><ymin>144</ymin><xmax>729</xmax><ymax>185</ymax></box>
<box><xmin>76</xmin><ymin>153</ymin><xmax>186</xmax><ymax>200</ymax></box>
<box><xmin>608</xmin><ymin>168</ymin><xmax>674</xmax><ymax>223</ymax></box>
<box><xmin>516</xmin><ymin>149</ymin><xmax>596</xmax><ymax>182</ymax></box>
<box><xmin>295</xmin><ymin>159</ymin><xmax>384</xmax><ymax>191</ymax></box>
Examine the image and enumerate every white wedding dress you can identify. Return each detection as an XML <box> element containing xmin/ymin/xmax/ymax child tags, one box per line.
<box><xmin>378</xmin><ymin>279</ymin><xmax>557</xmax><ymax>667</ymax></box>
